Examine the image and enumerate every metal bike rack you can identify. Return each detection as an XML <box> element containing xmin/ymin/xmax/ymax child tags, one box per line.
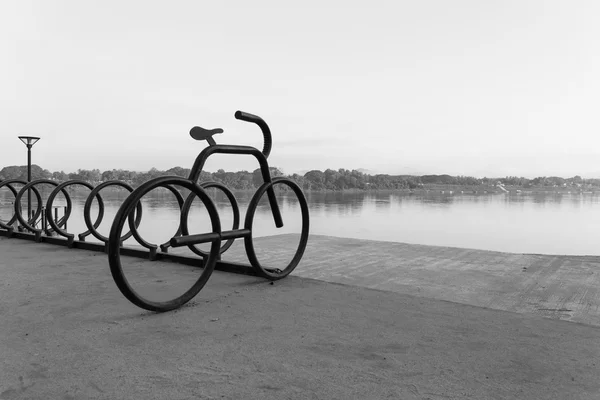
<box><xmin>1</xmin><ymin>111</ymin><xmax>310</xmax><ymax>312</ymax></box>
<box><xmin>0</xmin><ymin>178</ymin><xmax>259</xmax><ymax>275</ymax></box>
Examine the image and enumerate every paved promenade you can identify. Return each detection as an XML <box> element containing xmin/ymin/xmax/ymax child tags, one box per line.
<box><xmin>1</xmin><ymin>236</ymin><xmax>599</xmax><ymax>399</ymax></box>
<box><xmin>224</xmin><ymin>234</ymin><xmax>600</xmax><ymax>326</ymax></box>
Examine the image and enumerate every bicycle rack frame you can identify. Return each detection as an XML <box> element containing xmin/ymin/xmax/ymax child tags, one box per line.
<box><xmin>0</xmin><ymin>111</ymin><xmax>309</xmax><ymax>280</ymax></box>
<box><xmin>0</xmin><ymin>178</ymin><xmax>259</xmax><ymax>276</ymax></box>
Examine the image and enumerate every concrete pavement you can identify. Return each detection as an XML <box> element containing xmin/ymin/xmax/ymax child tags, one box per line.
<box><xmin>1</xmin><ymin>237</ymin><xmax>599</xmax><ymax>399</ymax></box>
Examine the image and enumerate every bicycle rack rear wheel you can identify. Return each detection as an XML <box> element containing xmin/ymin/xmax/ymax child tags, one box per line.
<box><xmin>108</xmin><ymin>177</ymin><xmax>222</xmax><ymax>312</ymax></box>
<box><xmin>244</xmin><ymin>177</ymin><xmax>309</xmax><ymax>280</ymax></box>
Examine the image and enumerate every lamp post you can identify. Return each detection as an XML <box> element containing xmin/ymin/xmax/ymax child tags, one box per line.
<box><xmin>18</xmin><ymin>136</ymin><xmax>40</xmax><ymax>222</ymax></box>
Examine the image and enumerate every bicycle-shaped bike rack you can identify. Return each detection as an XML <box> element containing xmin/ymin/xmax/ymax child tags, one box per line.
<box><xmin>108</xmin><ymin>111</ymin><xmax>310</xmax><ymax>311</ymax></box>
<box><xmin>0</xmin><ymin>111</ymin><xmax>310</xmax><ymax>312</ymax></box>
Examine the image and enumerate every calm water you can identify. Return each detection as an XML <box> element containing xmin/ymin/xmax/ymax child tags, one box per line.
<box><xmin>1</xmin><ymin>187</ymin><xmax>599</xmax><ymax>255</ymax></box>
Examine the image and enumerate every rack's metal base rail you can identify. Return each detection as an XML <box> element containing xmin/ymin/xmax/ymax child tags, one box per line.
<box><xmin>0</xmin><ymin>228</ymin><xmax>258</xmax><ymax>276</ymax></box>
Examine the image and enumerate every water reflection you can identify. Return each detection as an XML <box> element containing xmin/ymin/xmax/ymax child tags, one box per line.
<box><xmin>306</xmin><ymin>192</ymin><xmax>365</xmax><ymax>216</ymax></box>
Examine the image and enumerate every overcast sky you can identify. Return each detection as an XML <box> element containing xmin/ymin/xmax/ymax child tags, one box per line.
<box><xmin>2</xmin><ymin>0</ymin><xmax>599</xmax><ymax>178</ymax></box>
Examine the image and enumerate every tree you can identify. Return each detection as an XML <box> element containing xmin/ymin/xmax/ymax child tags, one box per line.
<box><xmin>52</xmin><ymin>171</ymin><xmax>69</xmax><ymax>181</ymax></box>
<box><xmin>252</xmin><ymin>167</ymin><xmax>283</xmax><ymax>187</ymax></box>
<box><xmin>0</xmin><ymin>165</ymin><xmax>50</xmax><ymax>181</ymax></box>
<box><xmin>252</xmin><ymin>169</ymin><xmax>263</xmax><ymax>187</ymax></box>
<box><xmin>303</xmin><ymin>170</ymin><xmax>325</xmax><ymax>190</ymax></box>
<box><xmin>165</xmin><ymin>166</ymin><xmax>190</xmax><ymax>178</ymax></box>
<box><xmin>101</xmin><ymin>170</ymin><xmax>116</xmax><ymax>181</ymax></box>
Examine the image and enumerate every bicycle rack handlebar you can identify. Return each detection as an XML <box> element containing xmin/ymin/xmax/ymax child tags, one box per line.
<box><xmin>235</xmin><ymin>111</ymin><xmax>272</xmax><ymax>158</ymax></box>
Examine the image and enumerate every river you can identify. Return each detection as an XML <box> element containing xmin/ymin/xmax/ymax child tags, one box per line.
<box><xmin>1</xmin><ymin>187</ymin><xmax>599</xmax><ymax>255</ymax></box>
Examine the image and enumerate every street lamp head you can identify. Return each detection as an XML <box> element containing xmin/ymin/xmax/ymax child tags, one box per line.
<box><xmin>18</xmin><ymin>136</ymin><xmax>40</xmax><ymax>148</ymax></box>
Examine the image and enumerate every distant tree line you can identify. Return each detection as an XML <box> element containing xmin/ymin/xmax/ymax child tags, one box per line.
<box><xmin>1</xmin><ymin>165</ymin><xmax>599</xmax><ymax>191</ymax></box>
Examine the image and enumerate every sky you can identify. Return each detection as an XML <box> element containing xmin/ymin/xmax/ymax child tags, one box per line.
<box><xmin>1</xmin><ymin>0</ymin><xmax>600</xmax><ymax>178</ymax></box>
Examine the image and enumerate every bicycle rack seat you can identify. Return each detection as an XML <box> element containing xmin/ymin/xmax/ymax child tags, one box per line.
<box><xmin>190</xmin><ymin>127</ymin><xmax>223</xmax><ymax>146</ymax></box>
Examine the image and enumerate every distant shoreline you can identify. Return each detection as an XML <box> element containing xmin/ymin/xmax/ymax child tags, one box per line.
<box><xmin>72</xmin><ymin>185</ymin><xmax>600</xmax><ymax>195</ymax></box>
<box><xmin>3</xmin><ymin>182</ymin><xmax>598</xmax><ymax>197</ymax></box>
<box><xmin>2</xmin><ymin>166</ymin><xmax>599</xmax><ymax>194</ymax></box>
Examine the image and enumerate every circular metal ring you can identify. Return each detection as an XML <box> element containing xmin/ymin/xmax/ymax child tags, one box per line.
<box><xmin>125</xmin><ymin>183</ymin><xmax>184</xmax><ymax>251</ymax></box>
<box><xmin>46</xmin><ymin>180</ymin><xmax>104</xmax><ymax>241</ymax></box>
<box><xmin>244</xmin><ymin>177</ymin><xmax>310</xmax><ymax>280</ymax></box>
<box><xmin>13</xmin><ymin>180</ymin><xmax>66</xmax><ymax>234</ymax></box>
<box><xmin>83</xmin><ymin>180</ymin><xmax>141</xmax><ymax>243</ymax></box>
<box><xmin>107</xmin><ymin>176</ymin><xmax>222</xmax><ymax>312</ymax></box>
<box><xmin>180</xmin><ymin>181</ymin><xmax>240</xmax><ymax>257</ymax></box>
<box><xmin>0</xmin><ymin>180</ymin><xmax>41</xmax><ymax>229</ymax></box>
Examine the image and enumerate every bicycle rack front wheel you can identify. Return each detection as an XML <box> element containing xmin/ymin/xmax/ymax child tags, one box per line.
<box><xmin>108</xmin><ymin>177</ymin><xmax>222</xmax><ymax>312</ymax></box>
<box><xmin>244</xmin><ymin>177</ymin><xmax>310</xmax><ymax>280</ymax></box>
